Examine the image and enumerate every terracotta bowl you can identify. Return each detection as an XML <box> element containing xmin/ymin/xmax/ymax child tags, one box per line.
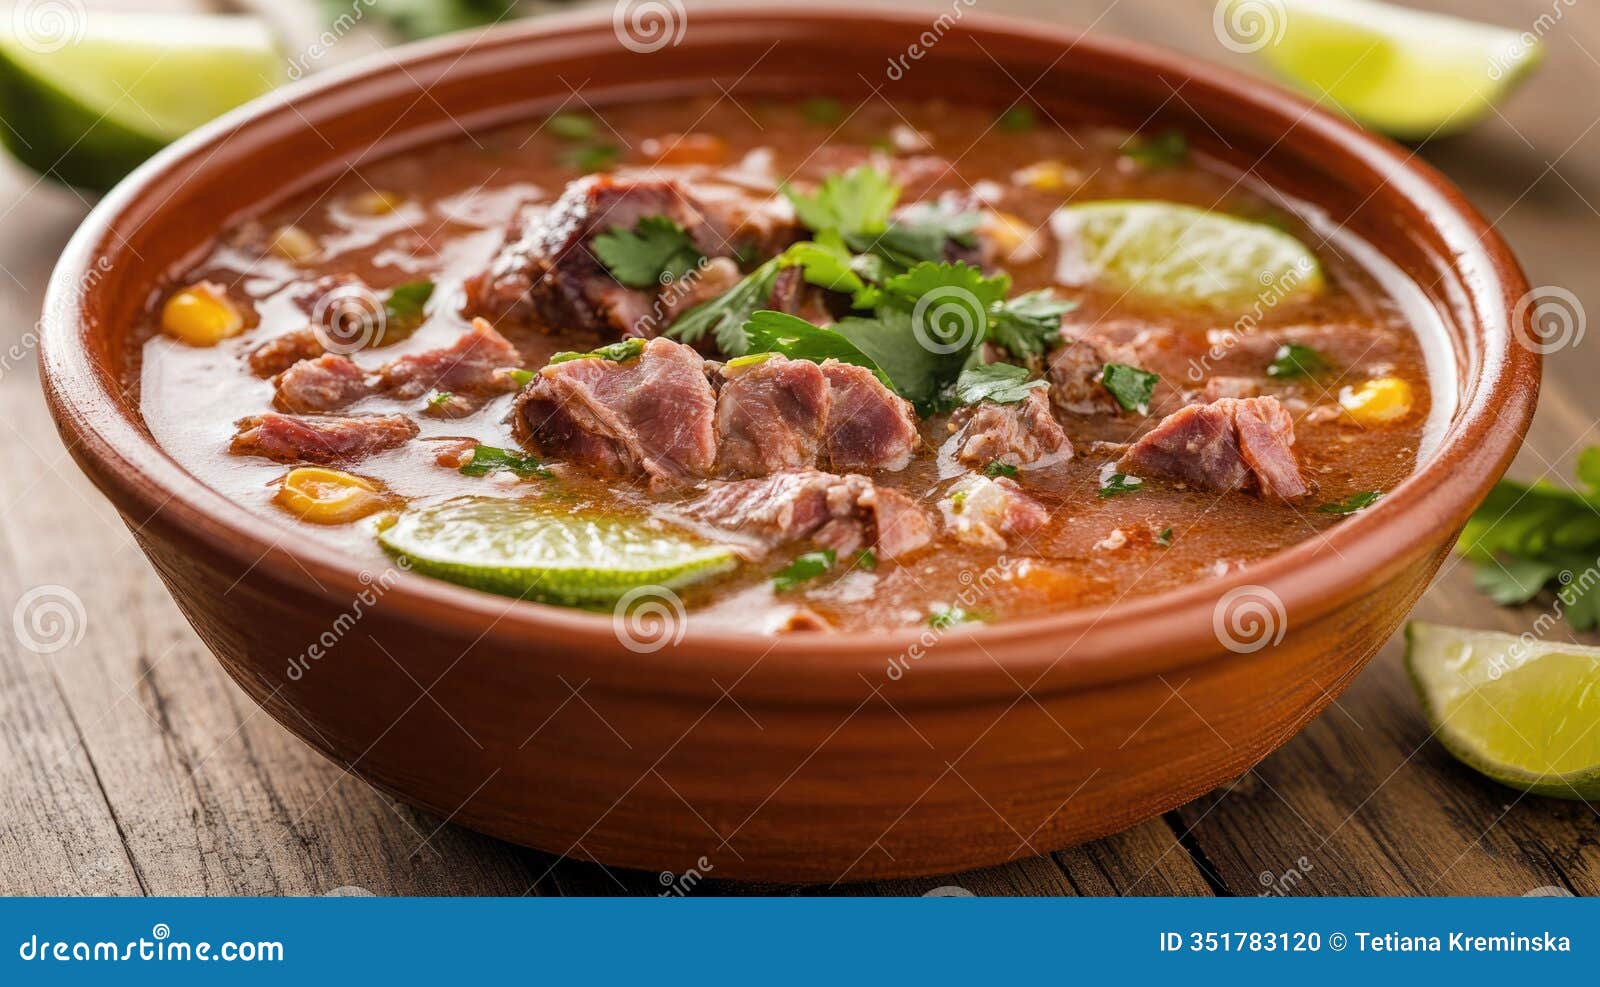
<box><xmin>40</xmin><ymin>6</ymin><xmax>1537</xmax><ymax>882</ymax></box>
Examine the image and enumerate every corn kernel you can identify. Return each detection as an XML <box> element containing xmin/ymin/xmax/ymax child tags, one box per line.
<box><xmin>1012</xmin><ymin>159</ymin><xmax>1082</xmax><ymax>193</ymax></box>
<box><xmin>267</xmin><ymin>224</ymin><xmax>320</xmax><ymax>263</ymax></box>
<box><xmin>1339</xmin><ymin>376</ymin><xmax>1414</xmax><ymax>426</ymax></box>
<box><xmin>349</xmin><ymin>189</ymin><xmax>403</xmax><ymax>216</ymax></box>
<box><xmin>276</xmin><ymin>467</ymin><xmax>387</xmax><ymax>524</ymax></box>
<box><xmin>160</xmin><ymin>282</ymin><xmax>244</xmax><ymax>346</ymax></box>
<box><xmin>980</xmin><ymin>210</ymin><xmax>1043</xmax><ymax>263</ymax></box>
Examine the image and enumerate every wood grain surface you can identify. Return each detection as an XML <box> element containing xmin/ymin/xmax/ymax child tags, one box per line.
<box><xmin>1</xmin><ymin>0</ymin><xmax>1595</xmax><ymax>896</ymax></box>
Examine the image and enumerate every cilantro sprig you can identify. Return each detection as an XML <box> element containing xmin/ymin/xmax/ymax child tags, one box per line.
<box><xmin>1100</xmin><ymin>363</ymin><xmax>1160</xmax><ymax>414</ymax></box>
<box><xmin>954</xmin><ymin>362</ymin><xmax>1046</xmax><ymax>406</ymax></box>
<box><xmin>592</xmin><ymin>217</ymin><xmax>703</xmax><ymax>288</ymax></box>
<box><xmin>459</xmin><ymin>445</ymin><xmax>552</xmax><ymax>480</ymax></box>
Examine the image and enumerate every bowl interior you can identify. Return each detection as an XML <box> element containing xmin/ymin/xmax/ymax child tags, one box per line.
<box><xmin>42</xmin><ymin>6</ymin><xmax>1536</xmax><ymax>686</ymax></box>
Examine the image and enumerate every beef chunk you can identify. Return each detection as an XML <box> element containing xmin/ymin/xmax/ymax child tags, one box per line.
<box><xmin>463</xmin><ymin>174</ymin><xmax>794</xmax><ymax>336</ymax></box>
<box><xmin>248</xmin><ymin>327</ymin><xmax>325</xmax><ymax>377</ymax></box>
<box><xmin>713</xmin><ymin>354</ymin><xmax>830</xmax><ymax>476</ymax></box>
<box><xmin>948</xmin><ymin>389</ymin><xmax>1072</xmax><ymax>469</ymax></box>
<box><xmin>274</xmin><ymin>354</ymin><xmax>370</xmax><ymax>413</ymax></box>
<box><xmin>1118</xmin><ymin>396</ymin><xmax>1308</xmax><ymax>500</ymax></box>
<box><xmin>939</xmin><ymin>474</ymin><xmax>1050</xmax><ymax>551</ymax></box>
<box><xmin>375</xmin><ymin>319</ymin><xmax>521</xmax><ymax>399</ymax></box>
<box><xmin>670</xmin><ymin>469</ymin><xmax>933</xmax><ymax>560</ymax></box>
<box><xmin>516</xmin><ymin>336</ymin><xmax>718</xmax><ymax>489</ymax></box>
<box><xmin>819</xmin><ymin>361</ymin><xmax>919</xmax><ymax>471</ymax></box>
<box><xmin>230</xmin><ymin>413</ymin><xmax>418</xmax><ymax>464</ymax></box>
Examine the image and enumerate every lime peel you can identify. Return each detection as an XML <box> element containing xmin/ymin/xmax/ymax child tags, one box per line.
<box><xmin>1406</xmin><ymin>621</ymin><xmax>1600</xmax><ymax>800</ymax></box>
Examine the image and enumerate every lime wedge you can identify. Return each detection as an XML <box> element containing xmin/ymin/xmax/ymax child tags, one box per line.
<box><xmin>1406</xmin><ymin>622</ymin><xmax>1600</xmax><ymax>800</ymax></box>
<box><xmin>378</xmin><ymin>497</ymin><xmax>738</xmax><ymax>607</ymax></box>
<box><xmin>0</xmin><ymin>13</ymin><xmax>283</xmax><ymax>190</ymax></box>
<box><xmin>1050</xmin><ymin>200</ymin><xmax>1323</xmax><ymax>310</ymax></box>
<box><xmin>1226</xmin><ymin>0</ymin><xmax>1542</xmax><ymax>139</ymax></box>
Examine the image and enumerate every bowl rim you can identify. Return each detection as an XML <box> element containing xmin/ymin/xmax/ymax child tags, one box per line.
<box><xmin>39</xmin><ymin>4</ymin><xmax>1539</xmax><ymax>696</ymax></box>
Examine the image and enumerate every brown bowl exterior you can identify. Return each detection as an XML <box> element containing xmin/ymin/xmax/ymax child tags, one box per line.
<box><xmin>40</xmin><ymin>7</ymin><xmax>1537</xmax><ymax>882</ymax></box>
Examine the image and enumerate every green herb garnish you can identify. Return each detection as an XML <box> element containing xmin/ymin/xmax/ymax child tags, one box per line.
<box><xmin>954</xmin><ymin>362</ymin><xmax>1046</xmax><ymax>406</ymax></box>
<box><xmin>848</xmin><ymin>201</ymin><xmax>982</xmax><ymax>269</ymax></box>
<box><xmin>568</xmin><ymin>143</ymin><xmax>619</xmax><ymax>172</ymax></box>
<box><xmin>999</xmin><ymin>106</ymin><xmax>1037</xmax><ymax>132</ymax></box>
<box><xmin>928</xmin><ymin>606</ymin><xmax>971</xmax><ymax>629</ymax></box>
<box><xmin>774</xmin><ymin>549</ymin><xmax>836</xmax><ymax>591</ymax></box>
<box><xmin>1099</xmin><ymin>472</ymin><xmax>1143</xmax><ymax>498</ymax></box>
<box><xmin>856</xmin><ymin>549</ymin><xmax>878</xmax><ymax>572</ymax></box>
<box><xmin>665</xmin><ymin>258</ymin><xmax>783</xmax><ymax>355</ymax></box>
<box><xmin>984</xmin><ymin>461</ymin><xmax>1019</xmax><ymax>479</ymax></box>
<box><xmin>988</xmin><ymin>290</ymin><xmax>1075</xmax><ymax>359</ymax></box>
<box><xmin>459</xmin><ymin>445</ymin><xmax>552</xmax><ymax>480</ymax></box>
<box><xmin>428</xmin><ymin>391</ymin><xmax>454</xmax><ymax>408</ymax></box>
<box><xmin>549</xmin><ymin>337</ymin><xmax>647</xmax><ymax>365</ymax></box>
<box><xmin>592</xmin><ymin>216</ymin><xmax>704</xmax><ymax>289</ymax></box>
<box><xmin>334</xmin><ymin>0</ymin><xmax>514</xmax><ymax>40</ymax></box>
<box><xmin>742</xmin><ymin>311</ymin><xmax>892</xmax><ymax>386</ymax></box>
<box><xmin>371</xmin><ymin>280</ymin><xmax>433</xmax><ymax>343</ymax></box>
<box><xmin>1156</xmin><ymin>527</ymin><xmax>1174</xmax><ymax>546</ymax></box>
<box><xmin>1100</xmin><ymin>363</ymin><xmax>1159</xmax><ymax>413</ymax></box>
<box><xmin>545</xmin><ymin>111</ymin><xmax>596</xmax><ymax>141</ymax></box>
<box><xmin>800</xmin><ymin>98</ymin><xmax>844</xmax><ymax>125</ymax></box>
<box><xmin>1119</xmin><ymin>129</ymin><xmax>1189</xmax><ymax>169</ymax></box>
<box><xmin>1317</xmin><ymin>490</ymin><xmax>1382</xmax><ymax>515</ymax></box>
<box><xmin>1267</xmin><ymin>343</ymin><xmax>1333</xmax><ymax>380</ymax></box>
<box><xmin>786</xmin><ymin>166</ymin><xmax>900</xmax><ymax>239</ymax></box>
<box><xmin>503</xmin><ymin>368</ymin><xmax>535</xmax><ymax>387</ymax></box>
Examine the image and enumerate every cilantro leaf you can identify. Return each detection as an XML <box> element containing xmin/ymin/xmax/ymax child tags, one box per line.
<box><xmin>1101</xmin><ymin>363</ymin><xmax>1159</xmax><ymax>413</ymax></box>
<box><xmin>1473</xmin><ymin>557</ymin><xmax>1561</xmax><ymax>606</ymax></box>
<box><xmin>1120</xmin><ymin>129</ymin><xmax>1189</xmax><ymax>169</ymax></box>
<box><xmin>1156</xmin><ymin>527</ymin><xmax>1174</xmax><ymax>547</ymax></box>
<box><xmin>847</xmin><ymin>201</ymin><xmax>982</xmax><ymax>268</ymax></box>
<box><xmin>785</xmin><ymin>166</ymin><xmax>899</xmax><ymax>238</ymax></box>
<box><xmin>774</xmin><ymin>549</ymin><xmax>836</xmax><ymax>590</ymax></box>
<box><xmin>1316</xmin><ymin>490</ymin><xmax>1382</xmax><ymax>515</ymax></box>
<box><xmin>1267</xmin><ymin>343</ymin><xmax>1333</xmax><ymax>380</ymax></box>
<box><xmin>954</xmin><ymin>362</ymin><xmax>1046</xmax><ymax>406</ymax></box>
<box><xmin>380</xmin><ymin>280</ymin><xmax>433</xmax><ymax>342</ymax></box>
<box><xmin>459</xmin><ymin>445</ymin><xmax>552</xmax><ymax>480</ymax></box>
<box><xmin>743</xmin><ymin>310</ymin><xmax>892</xmax><ymax>387</ymax></box>
<box><xmin>879</xmin><ymin>261</ymin><xmax>1010</xmax><ymax>311</ymax></box>
<box><xmin>549</xmin><ymin>338</ymin><xmax>646</xmax><ymax>365</ymax></box>
<box><xmin>777</xmin><ymin>234</ymin><xmax>865</xmax><ymax>295</ymax></box>
<box><xmin>545</xmin><ymin>112</ymin><xmax>595</xmax><ymax>142</ymax></box>
<box><xmin>592</xmin><ymin>216</ymin><xmax>703</xmax><ymax>289</ymax></box>
<box><xmin>830</xmin><ymin>308</ymin><xmax>967</xmax><ymax>413</ymax></box>
<box><xmin>984</xmin><ymin>461</ymin><xmax>1019</xmax><ymax>479</ymax></box>
<box><xmin>666</xmin><ymin>258</ymin><xmax>783</xmax><ymax>355</ymax></box>
<box><xmin>988</xmin><ymin>290</ymin><xmax>1075</xmax><ymax>358</ymax></box>
<box><xmin>1099</xmin><ymin>472</ymin><xmax>1143</xmax><ymax>498</ymax></box>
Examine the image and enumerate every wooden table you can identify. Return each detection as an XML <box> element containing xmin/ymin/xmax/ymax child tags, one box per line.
<box><xmin>2</xmin><ymin>0</ymin><xmax>1597</xmax><ymax>896</ymax></box>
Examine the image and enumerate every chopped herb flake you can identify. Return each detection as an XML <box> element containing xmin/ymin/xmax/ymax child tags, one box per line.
<box><xmin>1100</xmin><ymin>363</ymin><xmax>1160</xmax><ymax>413</ymax></box>
<box><xmin>545</xmin><ymin>111</ymin><xmax>596</xmax><ymax>142</ymax></box>
<box><xmin>1317</xmin><ymin>490</ymin><xmax>1382</xmax><ymax>515</ymax></box>
<box><xmin>428</xmin><ymin>391</ymin><xmax>454</xmax><ymax>408</ymax></box>
<box><xmin>549</xmin><ymin>337</ymin><xmax>647</xmax><ymax>365</ymax></box>
<box><xmin>503</xmin><ymin>368</ymin><xmax>535</xmax><ymax>387</ymax></box>
<box><xmin>568</xmin><ymin>143</ymin><xmax>619</xmax><ymax>172</ymax></box>
<box><xmin>1000</xmin><ymin>106</ymin><xmax>1037</xmax><ymax>132</ymax></box>
<box><xmin>800</xmin><ymin>98</ymin><xmax>844</xmax><ymax>125</ymax></box>
<box><xmin>928</xmin><ymin>606</ymin><xmax>972</xmax><ymax>629</ymax></box>
<box><xmin>984</xmin><ymin>461</ymin><xmax>1019</xmax><ymax>479</ymax></box>
<box><xmin>381</xmin><ymin>280</ymin><xmax>433</xmax><ymax>341</ymax></box>
<box><xmin>1156</xmin><ymin>527</ymin><xmax>1174</xmax><ymax>546</ymax></box>
<box><xmin>856</xmin><ymin>549</ymin><xmax>878</xmax><ymax>572</ymax></box>
<box><xmin>1099</xmin><ymin>472</ymin><xmax>1143</xmax><ymax>498</ymax></box>
<box><xmin>1267</xmin><ymin>342</ymin><xmax>1333</xmax><ymax>380</ymax></box>
<box><xmin>459</xmin><ymin>445</ymin><xmax>552</xmax><ymax>480</ymax></box>
<box><xmin>1120</xmin><ymin>129</ymin><xmax>1189</xmax><ymax>169</ymax></box>
<box><xmin>774</xmin><ymin>549</ymin><xmax>836</xmax><ymax>591</ymax></box>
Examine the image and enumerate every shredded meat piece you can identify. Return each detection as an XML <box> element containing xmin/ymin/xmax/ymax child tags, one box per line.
<box><xmin>819</xmin><ymin>361</ymin><xmax>919</xmax><ymax>472</ymax></box>
<box><xmin>948</xmin><ymin>389</ymin><xmax>1072</xmax><ymax>469</ymax></box>
<box><xmin>375</xmin><ymin>319</ymin><xmax>521</xmax><ymax>399</ymax></box>
<box><xmin>248</xmin><ymin>327</ymin><xmax>325</xmax><ymax>377</ymax></box>
<box><xmin>1118</xmin><ymin>396</ymin><xmax>1308</xmax><ymax>500</ymax></box>
<box><xmin>230</xmin><ymin>413</ymin><xmax>418</xmax><ymax>464</ymax></box>
<box><xmin>274</xmin><ymin>354</ymin><xmax>370</xmax><ymax>413</ymax></box>
<box><xmin>670</xmin><ymin>469</ymin><xmax>933</xmax><ymax>561</ymax></box>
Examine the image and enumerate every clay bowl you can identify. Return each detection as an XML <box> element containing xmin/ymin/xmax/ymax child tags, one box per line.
<box><xmin>41</xmin><ymin>6</ymin><xmax>1537</xmax><ymax>882</ymax></box>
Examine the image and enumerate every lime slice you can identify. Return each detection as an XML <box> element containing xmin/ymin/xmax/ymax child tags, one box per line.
<box><xmin>1406</xmin><ymin>622</ymin><xmax>1600</xmax><ymax>800</ymax></box>
<box><xmin>1226</xmin><ymin>0</ymin><xmax>1542</xmax><ymax>140</ymax></box>
<box><xmin>1051</xmin><ymin>200</ymin><xmax>1323</xmax><ymax>310</ymax></box>
<box><xmin>378</xmin><ymin>496</ymin><xmax>739</xmax><ymax>607</ymax></box>
<box><xmin>0</xmin><ymin>13</ymin><xmax>283</xmax><ymax>190</ymax></box>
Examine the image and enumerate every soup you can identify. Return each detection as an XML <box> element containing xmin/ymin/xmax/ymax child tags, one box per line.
<box><xmin>133</xmin><ymin>96</ymin><xmax>1445</xmax><ymax>633</ymax></box>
